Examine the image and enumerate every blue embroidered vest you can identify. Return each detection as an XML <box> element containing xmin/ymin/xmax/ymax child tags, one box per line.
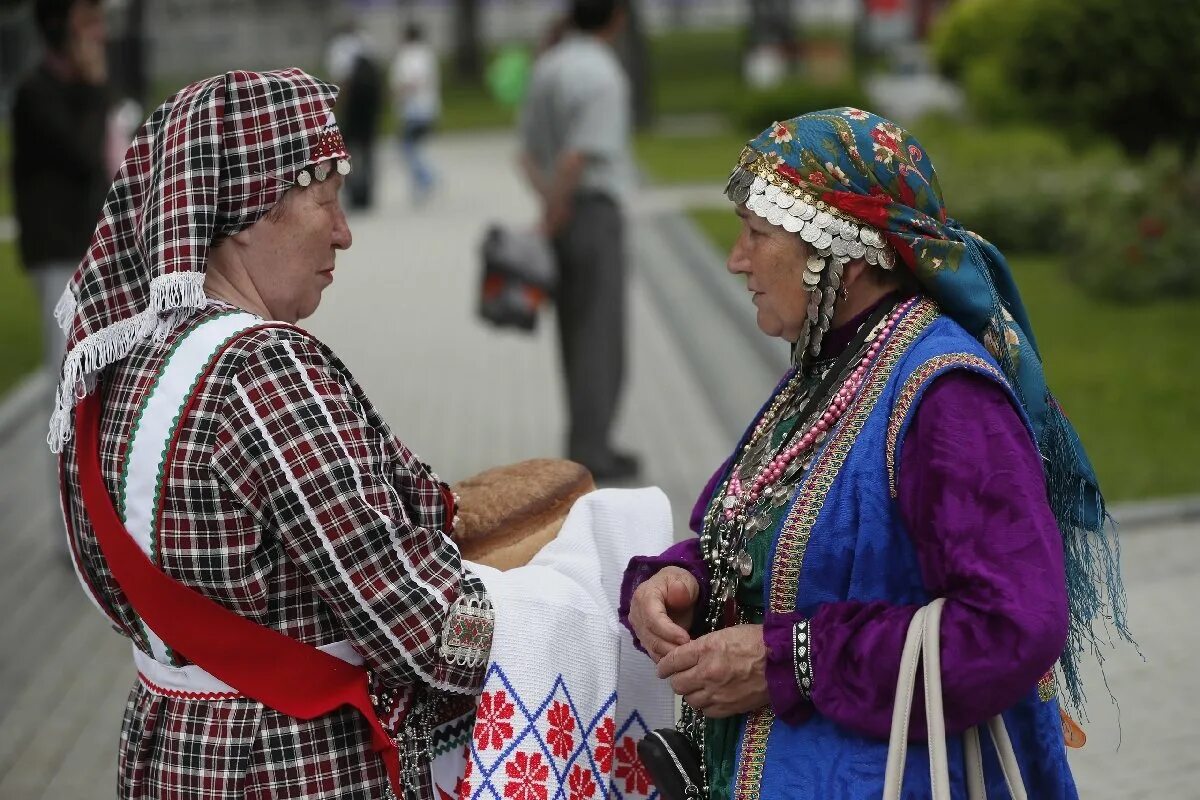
<box><xmin>728</xmin><ymin>300</ymin><xmax>1077</xmax><ymax>799</ymax></box>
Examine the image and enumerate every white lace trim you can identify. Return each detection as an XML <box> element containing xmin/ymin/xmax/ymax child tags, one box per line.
<box><xmin>48</xmin><ymin>271</ymin><xmax>208</xmax><ymax>453</ymax></box>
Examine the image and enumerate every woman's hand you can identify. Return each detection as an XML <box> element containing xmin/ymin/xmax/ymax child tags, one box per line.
<box><xmin>656</xmin><ymin>624</ymin><xmax>769</xmax><ymax>718</ymax></box>
<box><xmin>628</xmin><ymin>566</ymin><xmax>700</xmax><ymax>663</ymax></box>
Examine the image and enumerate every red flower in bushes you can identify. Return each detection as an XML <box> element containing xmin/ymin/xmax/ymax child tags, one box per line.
<box><xmin>1124</xmin><ymin>244</ymin><xmax>1144</xmax><ymax>264</ymax></box>
<box><xmin>1138</xmin><ymin>216</ymin><xmax>1166</xmax><ymax>238</ymax></box>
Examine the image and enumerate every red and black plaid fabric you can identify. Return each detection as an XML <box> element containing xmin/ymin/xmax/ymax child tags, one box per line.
<box><xmin>61</xmin><ymin>304</ymin><xmax>486</xmax><ymax>798</ymax></box>
<box><xmin>50</xmin><ymin>69</ymin><xmax>347</xmax><ymax>452</ymax></box>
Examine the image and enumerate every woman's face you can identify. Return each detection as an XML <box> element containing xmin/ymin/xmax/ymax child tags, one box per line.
<box><xmin>727</xmin><ymin>205</ymin><xmax>812</xmax><ymax>342</ymax></box>
<box><xmin>239</xmin><ymin>173</ymin><xmax>353</xmax><ymax>323</ymax></box>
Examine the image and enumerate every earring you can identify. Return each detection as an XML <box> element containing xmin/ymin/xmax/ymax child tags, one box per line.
<box><xmin>839</xmin><ymin>286</ymin><xmax>849</xmax><ymax>300</ymax></box>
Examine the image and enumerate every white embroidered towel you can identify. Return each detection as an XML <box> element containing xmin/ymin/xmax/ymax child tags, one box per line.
<box><xmin>436</xmin><ymin>487</ymin><xmax>675</xmax><ymax>800</ymax></box>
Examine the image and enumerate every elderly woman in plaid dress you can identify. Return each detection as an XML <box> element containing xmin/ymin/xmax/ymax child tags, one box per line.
<box><xmin>50</xmin><ymin>69</ymin><xmax>495</xmax><ymax>799</ymax></box>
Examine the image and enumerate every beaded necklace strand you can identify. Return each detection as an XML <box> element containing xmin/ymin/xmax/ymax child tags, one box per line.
<box><xmin>699</xmin><ymin>296</ymin><xmax>915</xmax><ymax>626</ymax></box>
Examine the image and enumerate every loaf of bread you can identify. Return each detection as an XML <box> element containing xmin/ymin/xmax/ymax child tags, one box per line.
<box><xmin>451</xmin><ymin>459</ymin><xmax>595</xmax><ymax>570</ymax></box>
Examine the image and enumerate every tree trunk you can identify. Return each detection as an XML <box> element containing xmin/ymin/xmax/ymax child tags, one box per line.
<box><xmin>747</xmin><ymin>0</ymin><xmax>797</xmax><ymax>50</ymax></box>
<box><xmin>453</xmin><ymin>0</ymin><xmax>484</xmax><ymax>85</ymax></box>
<box><xmin>616</xmin><ymin>0</ymin><xmax>653</xmax><ymax>130</ymax></box>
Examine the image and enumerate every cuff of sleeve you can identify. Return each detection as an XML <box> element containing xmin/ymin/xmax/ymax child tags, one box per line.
<box><xmin>618</xmin><ymin>539</ymin><xmax>711</xmax><ymax>653</ymax></box>
<box><xmin>763</xmin><ymin>611</ymin><xmax>815</xmax><ymax>725</ymax></box>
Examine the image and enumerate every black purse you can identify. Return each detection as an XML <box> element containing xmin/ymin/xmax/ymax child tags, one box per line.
<box><xmin>636</xmin><ymin>727</ymin><xmax>704</xmax><ymax>799</ymax></box>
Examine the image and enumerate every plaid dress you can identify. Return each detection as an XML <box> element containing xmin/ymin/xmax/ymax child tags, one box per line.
<box><xmin>61</xmin><ymin>302</ymin><xmax>488</xmax><ymax>799</ymax></box>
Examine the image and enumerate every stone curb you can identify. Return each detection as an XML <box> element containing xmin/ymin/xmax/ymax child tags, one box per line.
<box><xmin>1110</xmin><ymin>496</ymin><xmax>1200</xmax><ymax>530</ymax></box>
<box><xmin>0</xmin><ymin>369</ymin><xmax>49</xmax><ymax>447</ymax></box>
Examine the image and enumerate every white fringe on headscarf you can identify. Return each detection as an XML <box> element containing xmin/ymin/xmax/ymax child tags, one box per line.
<box><xmin>54</xmin><ymin>282</ymin><xmax>78</xmax><ymax>335</ymax></box>
<box><xmin>47</xmin><ymin>271</ymin><xmax>208</xmax><ymax>453</ymax></box>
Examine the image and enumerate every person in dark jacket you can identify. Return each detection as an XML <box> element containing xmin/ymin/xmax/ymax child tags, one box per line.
<box><xmin>13</xmin><ymin>0</ymin><xmax>110</xmax><ymax>376</ymax></box>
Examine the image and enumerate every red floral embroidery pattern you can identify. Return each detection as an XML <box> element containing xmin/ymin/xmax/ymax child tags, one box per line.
<box><xmin>455</xmin><ymin>755</ymin><xmax>473</xmax><ymax>800</ymax></box>
<box><xmin>593</xmin><ymin>716</ymin><xmax>615</xmax><ymax>774</ymax></box>
<box><xmin>546</xmin><ymin>700</ymin><xmax>576</xmax><ymax>759</ymax></box>
<box><xmin>476</xmin><ymin>690</ymin><xmax>516</xmax><ymax>751</ymax></box>
<box><xmin>504</xmin><ymin>751</ymin><xmax>549</xmax><ymax>800</ymax></box>
<box><xmin>568</xmin><ymin>764</ymin><xmax>598</xmax><ymax>800</ymax></box>
<box><xmin>614</xmin><ymin>736</ymin><xmax>650</xmax><ymax>796</ymax></box>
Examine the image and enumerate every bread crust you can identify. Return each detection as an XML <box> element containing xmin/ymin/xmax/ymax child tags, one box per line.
<box><xmin>451</xmin><ymin>459</ymin><xmax>594</xmax><ymax>569</ymax></box>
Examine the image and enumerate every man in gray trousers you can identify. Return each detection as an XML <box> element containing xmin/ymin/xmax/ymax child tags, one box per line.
<box><xmin>519</xmin><ymin>0</ymin><xmax>639</xmax><ymax>480</ymax></box>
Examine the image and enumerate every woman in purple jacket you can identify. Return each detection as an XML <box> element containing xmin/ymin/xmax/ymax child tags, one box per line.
<box><xmin>620</xmin><ymin>109</ymin><xmax>1131</xmax><ymax>799</ymax></box>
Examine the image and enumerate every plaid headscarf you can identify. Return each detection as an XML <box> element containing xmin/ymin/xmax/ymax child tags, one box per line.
<box><xmin>731</xmin><ymin>108</ymin><xmax>1131</xmax><ymax>712</ymax></box>
<box><xmin>49</xmin><ymin>68</ymin><xmax>349</xmax><ymax>452</ymax></box>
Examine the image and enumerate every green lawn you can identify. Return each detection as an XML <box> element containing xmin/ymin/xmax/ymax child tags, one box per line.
<box><xmin>649</xmin><ymin>27</ymin><xmax>743</xmax><ymax>117</ymax></box>
<box><xmin>0</xmin><ymin>242</ymin><xmax>42</xmax><ymax>396</ymax></box>
<box><xmin>635</xmin><ymin>130</ymin><xmax>747</xmax><ymax>184</ymax></box>
<box><xmin>688</xmin><ymin>208</ymin><xmax>1200</xmax><ymax>501</ymax></box>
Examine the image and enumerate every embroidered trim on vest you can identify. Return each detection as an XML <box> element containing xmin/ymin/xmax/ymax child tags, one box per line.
<box><xmin>734</xmin><ymin>706</ymin><xmax>775</xmax><ymax>800</ymax></box>
<box><xmin>736</xmin><ymin>298</ymin><xmax>939</xmax><ymax>800</ymax></box>
<box><xmin>1038</xmin><ymin>669</ymin><xmax>1057</xmax><ymax>702</ymax></box>
<box><xmin>885</xmin><ymin>352</ymin><xmax>1006</xmax><ymax>498</ymax></box>
<box><xmin>793</xmin><ymin>619</ymin><xmax>814</xmax><ymax>701</ymax></box>
<box><xmin>767</xmin><ymin>298</ymin><xmax>939</xmax><ymax>618</ymax></box>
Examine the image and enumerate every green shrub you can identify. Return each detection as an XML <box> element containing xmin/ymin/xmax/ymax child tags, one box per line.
<box><xmin>930</xmin><ymin>0</ymin><xmax>1200</xmax><ymax>155</ymax></box>
<box><xmin>1008</xmin><ymin>0</ymin><xmax>1200</xmax><ymax>156</ymax></box>
<box><xmin>1064</xmin><ymin>148</ymin><xmax>1200</xmax><ymax>302</ymax></box>
<box><xmin>732</xmin><ymin>81</ymin><xmax>870</xmax><ymax>136</ymax></box>
<box><xmin>911</xmin><ymin>117</ymin><xmax>1122</xmax><ymax>254</ymax></box>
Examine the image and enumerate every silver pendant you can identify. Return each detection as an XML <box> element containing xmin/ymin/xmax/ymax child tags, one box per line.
<box><xmin>782</xmin><ymin>456</ymin><xmax>808</xmax><ymax>482</ymax></box>
<box><xmin>768</xmin><ymin>485</ymin><xmax>793</xmax><ymax>509</ymax></box>
<box><xmin>722</xmin><ymin>494</ymin><xmax>737</xmax><ymax>510</ymax></box>
<box><xmin>736</xmin><ymin>550</ymin><xmax>753</xmax><ymax>577</ymax></box>
<box><xmin>745</xmin><ymin>514</ymin><xmax>772</xmax><ymax>536</ymax></box>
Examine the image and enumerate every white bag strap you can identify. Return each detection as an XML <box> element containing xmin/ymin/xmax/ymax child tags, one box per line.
<box><xmin>922</xmin><ymin>598</ymin><xmax>952</xmax><ymax>798</ymax></box>
<box><xmin>882</xmin><ymin>604</ymin><xmax>928</xmax><ymax>799</ymax></box>
<box><xmin>883</xmin><ymin>597</ymin><xmax>1030</xmax><ymax>800</ymax></box>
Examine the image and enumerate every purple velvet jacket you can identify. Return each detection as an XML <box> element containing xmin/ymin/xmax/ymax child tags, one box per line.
<box><xmin>618</xmin><ymin>305</ymin><xmax>1067</xmax><ymax>736</ymax></box>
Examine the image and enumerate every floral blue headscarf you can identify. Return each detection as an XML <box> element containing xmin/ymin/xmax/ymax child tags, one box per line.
<box><xmin>733</xmin><ymin>107</ymin><xmax>1131</xmax><ymax>712</ymax></box>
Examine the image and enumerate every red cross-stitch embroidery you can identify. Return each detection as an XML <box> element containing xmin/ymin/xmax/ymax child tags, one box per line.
<box><xmin>504</xmin><ymin>751</ymin><xmax>549</xmax><ymax>800</ymax></box>
<box><xmin>568</xmin><ymin>763</ymin><xmax>597</xmax><ymax>800</ymax></box>
<box><xmin>593</xmin><ymin>716</ymin><xmax>615</xmax><ymax>774</ymax></box>
<box><xmin>546</xmin><ymin>701</ymin><xmax>576</xmax><ymax>759</ymax></box>
<box><xmin>475</xmin><ymin>690</ymin><xmax>516</xmax><ymax>751</ymax></box>
<box><xmin>615</xmin><ymin>736</ymin><xmax>650</xmax><ymax>795</ymax></box>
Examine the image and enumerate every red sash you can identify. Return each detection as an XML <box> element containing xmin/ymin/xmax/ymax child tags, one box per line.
<box><xmin>75</xmin><ymin>391</ymin><xmax>405</xmax><ymax>796</ymax></box>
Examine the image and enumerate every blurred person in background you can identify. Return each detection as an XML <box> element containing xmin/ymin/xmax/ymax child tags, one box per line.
<box><xmin>622</xmin><ymin>109</ymin><xmax>1129</xmax><ymax>798</ymax></box>
<box><xmin>326</xmin><ymin>23</ymin><xmax>384</xmax><ymax>210</ymax></box>
<box><xmin>49</xmin><ymin>68</ymin><xmax>493</xmax><ymax>799</ymax></box>
<box><xmin>13</xmin><ymin>0</ymin><xmax>110</xmax><ymax>557</ymax></box>
<box><xmin>13</xmin><ymin>0</ymin><xmax>109</xmax><ymax>392</ymax></box>
<box><xmin>390</xmin><ymin>20</ymin><xmax>440</xmax><ymax>205</ymax></box>
<box><xmin>519</xmin><ymin>0</ymin><xmax>639</xmax><ymax>481</ymax></box>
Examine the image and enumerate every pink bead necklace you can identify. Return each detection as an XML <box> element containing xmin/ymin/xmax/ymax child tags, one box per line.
<box><xmin>722</xmin><ymin>296</ymin><xmax>914</xmax><ymax>525</ymax></box>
